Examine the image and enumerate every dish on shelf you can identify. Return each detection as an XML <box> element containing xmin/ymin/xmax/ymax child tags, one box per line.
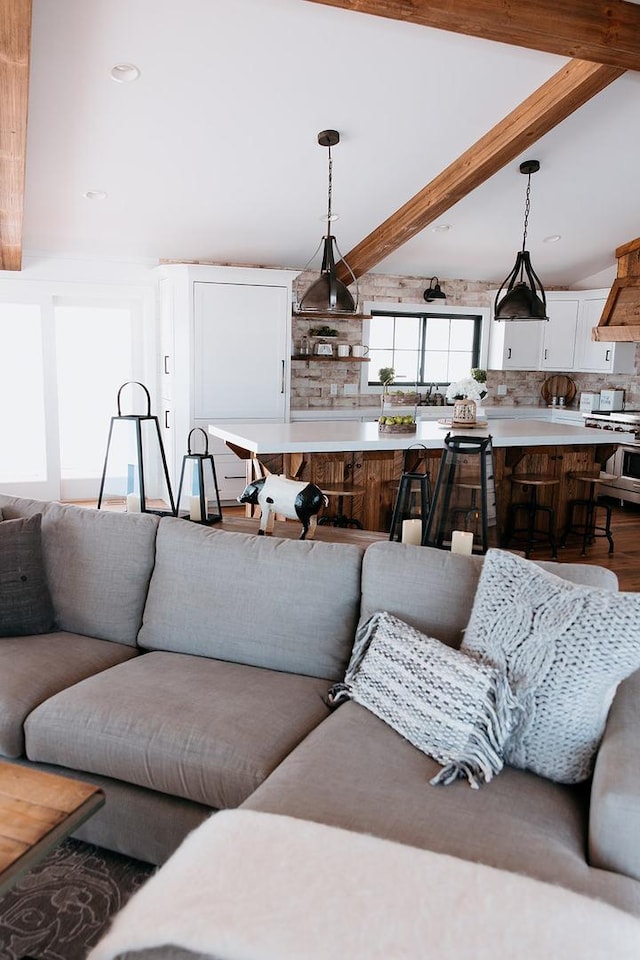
<box><xmin>437</xmin><ymin>419</ymin><xmax>489</xmax><ymax>429</ymax></box>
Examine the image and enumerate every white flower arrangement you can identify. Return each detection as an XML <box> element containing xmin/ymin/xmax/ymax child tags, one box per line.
<box><xmin>445</xmin><ymin>374</ymin><xmax>487</xmax><ymax>404</ymax></box>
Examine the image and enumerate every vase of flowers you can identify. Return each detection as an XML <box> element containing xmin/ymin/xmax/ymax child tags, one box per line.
<box><xmin>445</xmin><ymin>369</ymin><xmax>487</xmax><ymax>425</ymax></box>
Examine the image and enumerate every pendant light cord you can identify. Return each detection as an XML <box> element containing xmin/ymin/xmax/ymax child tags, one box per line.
<box><xmin>521</xmin><ymin>172</ymin><xmax>532</xmax><ymax>253</ymax></box>
<box><xmin>326</xmin><ymin>145</ymin><xmax>333</xmax><ymax>228</ymax></box>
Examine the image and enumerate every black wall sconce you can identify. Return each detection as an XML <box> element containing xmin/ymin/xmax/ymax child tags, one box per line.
<box><xmin>423</xmin><ymin>277</ymin><xmax>447</xmax><ymax>303</ymax></box>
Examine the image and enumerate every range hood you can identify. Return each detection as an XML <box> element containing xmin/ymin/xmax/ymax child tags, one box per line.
<box><xmin>594</xmin><ymin>237</ymin><xmax>640</xmax><ymax>341</ymax></box>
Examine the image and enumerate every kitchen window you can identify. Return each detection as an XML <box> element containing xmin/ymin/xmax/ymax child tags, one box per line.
<box><xmin>366</xmin><ymin>310</ymin><xmax>481</xmax><ymax>388</ymax></box>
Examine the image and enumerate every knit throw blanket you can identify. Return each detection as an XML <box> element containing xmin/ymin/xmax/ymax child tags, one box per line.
<box><xmin>89</xmin><ymin>810</ymin><xmax>640</xmax><ymax>960</ymax></box>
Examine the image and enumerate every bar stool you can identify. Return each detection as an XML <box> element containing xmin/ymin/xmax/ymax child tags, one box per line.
<box><xmin>560</xmin><ymin>472</ymin><xmax>617</xmax><ymax>556</ymax></box>
<box><xmin>389</xmin><ymin>444</ymin><xmax>432</xmax><ymax>543</ymax></box>
<box><xmin>504</xmin><ymin>474</ymin><xmax>559</xmax><ymax>558</ymax></box>
<box><xmin>318</xmin><ymin>483</ymin><xmax>364</xmax><ymax>529</ymax></box>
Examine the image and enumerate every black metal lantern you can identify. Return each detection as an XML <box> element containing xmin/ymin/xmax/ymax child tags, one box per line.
<box><xmin>175</xmin><ymin>428</ymin><xmax>222</xmax><ymax>525</ymax></box>
<box><xmin>389</xmin><ymin>445</ymin><xmax>432</xmax><ymax>544</ymax></box>
<box><xmin>494</xmin><ymin>160</ymin><xmax>548</xmax><ymax>321</ymax></box>
<box><xmin>97</xmin><ymin>381</ymin><xmax>175</xmax><ymax>516</ymax></box>
<box><xmin>423</xmin><ymin>433</ymin><xmax>496</xmax><ymax>554</ymax></box>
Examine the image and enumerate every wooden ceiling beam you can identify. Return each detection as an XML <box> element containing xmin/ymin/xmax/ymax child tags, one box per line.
<box><xmin>305</xmin><ymin>0</ymin><xmax>640</xmax><ymax>72</ymax></box>
<box><xmin>0</xmin><ymin>0</ymin><xmax>32</xmax><ymax>272</ymax></box>
<box><xmin>335</xmin><ymin>59</ymin><xmax>624</xmax><ymax>282</ymax></box>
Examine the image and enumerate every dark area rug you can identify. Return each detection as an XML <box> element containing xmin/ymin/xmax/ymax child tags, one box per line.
<box><xmin>0</xmin><ymin>838</ymin><xmax>155</xmax><ymax>960</ymax></box>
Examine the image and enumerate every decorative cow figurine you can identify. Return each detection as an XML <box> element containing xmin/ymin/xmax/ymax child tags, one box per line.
<box><xmin>238</xmin><ymin>475</ymin><xmax>328</xmax><ymax>540</ymax></box>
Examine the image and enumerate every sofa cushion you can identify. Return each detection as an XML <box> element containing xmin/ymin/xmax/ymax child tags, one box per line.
<box><xmin>24</xmin><ymin>651</ymin><xmax>332</xmax><ymax>809</ymax></box>
<box><xmin>138</xmin><ymin>519</ymin><xmax>363</xmax><ymax>680</ymax></box>
<box><xmin>0</xmin><ymin>632</ymin><xmax>138</xmax><ymax>758</ymax></box>
<box><xmin>242</xmin><ymin>702</ymin><xmax>640</xmax><ymax>915</ymax></box>
<box><xmin>332</xmin><ymin>611</ymin><xmax>518</xmax><ymax>788</ymax></box>
<box><xmin>461</xmin><ymin>549</ymin><xmax>640</xmax><ymax>784</ymax></box>
<box><xmin>359</xmin><ymin>541</ymin><xmax>618</xmax><ymax>650</ymax></box>
<box><xmin>40</xmin><ymin>502</ymin><xmax>159</xmax><ymax>646</ymax></box>
<box><xmin>0</xmin><ymin>513</ymin><xmax>55</xmax><ymax>636</ymax></box>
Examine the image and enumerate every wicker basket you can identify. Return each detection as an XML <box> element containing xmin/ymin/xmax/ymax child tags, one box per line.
<box><xmin>379</xmin><ymin>422</ymin><xmax>417</xmax><ymax>434</ymax></box>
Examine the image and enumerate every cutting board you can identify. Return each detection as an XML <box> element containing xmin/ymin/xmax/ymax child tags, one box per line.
<box><xmin>541</xmin><ymin>375</ymin><xmax>577</xmax><ymax>406</ymax></box>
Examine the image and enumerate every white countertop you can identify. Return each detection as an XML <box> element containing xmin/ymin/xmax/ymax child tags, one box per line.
<box><xmin>209</xmin><ymin>419</ymin><xmax>632</xmax><ymax>454</ymax></box>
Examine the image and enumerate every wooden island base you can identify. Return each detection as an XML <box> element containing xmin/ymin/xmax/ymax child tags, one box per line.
<box><xmin>255</xmin><ymin>443</ymin><xmax>617</xmax><ymax>542</ymax></box>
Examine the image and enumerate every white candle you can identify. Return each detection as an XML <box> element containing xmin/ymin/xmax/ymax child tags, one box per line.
<box><xmin>402</xmin><ymin>518</ymin><xmax>422</xmax><ymax>545</ymax></box>
<box><xmin>451</xmin><ymin>530</ymin><xmax>473</xmax><ymax>555</ymax></box>
<box><xmin>126</xmin><ymin>493</ymin><xmax>141</xmax><ymax>513</ymax></box>
<box><xmin>189</xmin><ymin>495</ymin><xmax>202</xmax><ymax>522</ymax></box>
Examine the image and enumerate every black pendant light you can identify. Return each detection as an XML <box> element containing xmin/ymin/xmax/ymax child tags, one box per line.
<box><xmin>494</xmin><ymin>160</ymin><xmax>548</xmax><ymax>321</ymax></box>
<box><xmin>297</xmin><ymin>130</ymin><xmax>358</xmax><ymax>314</ymax></box>
<box><xmin>423</xmin><ymin>277</ymin><xmax>447</xmax><ymax>303</ymax></box>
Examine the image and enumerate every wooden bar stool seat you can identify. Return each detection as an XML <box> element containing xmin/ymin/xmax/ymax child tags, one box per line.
<box><xmin>318</xmin><ymin>483</ymin><xmax>365</xmax><ymax>529</ymax></box>
<box><xmin>504</xmin><ymin>474</ymin><xmax>559</xmax><ymax>558</ymax></box>
<box><xmin>560</xmin><ymin>472</ymin><xmax>617</xmax><ymax>556</ymax></box>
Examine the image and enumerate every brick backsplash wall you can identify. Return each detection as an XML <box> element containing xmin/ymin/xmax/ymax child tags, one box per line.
<box><xmin>291</xmin><ymin>271</ymin><xmax>640</xmax><ymax>411</ymax></box>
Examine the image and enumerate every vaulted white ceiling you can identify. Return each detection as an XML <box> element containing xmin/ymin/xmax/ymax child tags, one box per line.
<box><xmin>21</xmin><ymin>0</ymin><xmax>640</xmax><ymax>286</ymax></box>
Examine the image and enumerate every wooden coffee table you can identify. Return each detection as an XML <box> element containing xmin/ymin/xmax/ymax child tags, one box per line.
<box><xmin>0</xmin><ymin>760</ymin><xmax>104</xmax><ymax>896</ymax></box>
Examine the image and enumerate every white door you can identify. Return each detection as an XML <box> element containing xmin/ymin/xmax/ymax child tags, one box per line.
<box><xmin>0</xmin><ymin>296</ymin><xmax>145</xmax><ymax>502</ymax></box>
<box><xmin>193</xmin><ymin>282</ymin><xmax>288</xmax><ymax>420</ymax></box>
<box><xmin>55</xmin><ymin>301</ymin><xmax>142</xmax><ymax>501</ymax></box>
<box><xmin>0</xmin><ymin>300</ymin><xmax>60</xmax><ymax>500</ymax></box>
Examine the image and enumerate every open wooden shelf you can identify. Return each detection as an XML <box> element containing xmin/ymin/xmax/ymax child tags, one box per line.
<box><xmin>291</xmin><ymin>355</ymin><xmax>370</xmax><ymax>362</ymax></box>
<box><xmin>293</xmin><ymin>311</ymin><xmax>371</xmax><ymax>321</ymax></box>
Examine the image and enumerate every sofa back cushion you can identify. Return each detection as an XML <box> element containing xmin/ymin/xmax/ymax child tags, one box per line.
<box><xmin>360</xmin><ymin>542</ymin><xmax>619</xmax><ymax>650</ymax></box>
<box><xmin>0</xmin><ymin>495</ymin><xmax>159</xmax><ymax>646</ymax></box>
<box><xmin>138</xmin><ymin>519</ymin><xmax>364</xmax><ymax>680</ymax></box>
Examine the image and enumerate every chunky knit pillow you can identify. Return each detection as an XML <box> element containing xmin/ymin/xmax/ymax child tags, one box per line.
<box><xmin>461</xmin><ymin>549</ymin><xmax>640</xmax><ymax>784</ymax></box>
<box><xmin>328</xmin><ymin>611</ymin><xmax>519</xmax><ymax>789</ymax></box>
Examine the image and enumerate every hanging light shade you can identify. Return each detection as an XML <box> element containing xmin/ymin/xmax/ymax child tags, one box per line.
<box><xmin>423</xmin><ymin>277</ymin><xmax>447</xmax><ymax>303</ymax></box>
<box><xmin>297</xmin><ymin>130</ymin><xmax>358</xmax><ymax>314</ymax></box>
<box><xmin>494</xmin><ymin>160</ymin><xmax>548</xmax><ymax>322</ymax></box>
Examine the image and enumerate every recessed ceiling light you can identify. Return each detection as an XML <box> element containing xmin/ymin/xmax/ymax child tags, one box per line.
<box><xmin>110</xmin><ymin>63</ymin><xmax>141</xmax><ymax>83</ymax></box>
<box><xmin>544</xmin><ymin>234</ymin><xmax>562</xmax><ymax>243</ymax></box>
<box><xmin>83</xmin><ymin>190</ymin><xmax>108</xmax><ymax>200</ymax></box>
<box><xmin>432</xmin><ymin>224</ymin><xmax>452</xmax><ymax>233</ymax></box>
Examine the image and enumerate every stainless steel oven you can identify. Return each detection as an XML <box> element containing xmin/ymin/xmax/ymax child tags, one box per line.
<box><xmin>583</xmin><ymin>411</ymin><xmax>640</xmax><ymax>505</ymax></box>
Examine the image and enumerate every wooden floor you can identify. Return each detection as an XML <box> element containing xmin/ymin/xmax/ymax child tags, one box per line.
<box><xmin>72</xmin><ymin>498</ymin><xmax>640</xmax><ymax>592</ymax></box>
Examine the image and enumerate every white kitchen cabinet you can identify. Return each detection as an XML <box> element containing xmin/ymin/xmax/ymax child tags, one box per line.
<box><xmin>573</xmin><ymin>292</ymin><xmax>635</xmax><ymax>374</ymax></box>
<box><xmin>541</xmin><ymin>295</ymin><xmax>579</xmax><ymax>370</ymax></box>
<box><xmin>488</xmin><ymin>314</ymin><xmax>543</xmax><ymax>370</ymax></box>
<box><xmin>157</xmin><ymin>264</ymin><xmax>298</xmax><ymax>496</ymax></box>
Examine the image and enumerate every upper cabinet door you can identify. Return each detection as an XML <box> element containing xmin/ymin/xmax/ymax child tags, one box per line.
<box><xmin>540</xmin><ymin>297</ymin><xmax>579</xmax><ymax>370</ymax></box>
<box><xmin>193</xmin><ymin>281</ymin><xmax>289</xmax><ymax>420</ymax></box>
<box><xmin>487</xmin><ymin>317</ymin><xmax>542</xmax><ymax>370</ymax></box>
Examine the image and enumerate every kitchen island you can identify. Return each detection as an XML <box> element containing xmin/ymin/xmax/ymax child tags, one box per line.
<box><xmin>210</xmin><ymin>419</ymin><xmax>631</xmax><ymax>537</ymax></box>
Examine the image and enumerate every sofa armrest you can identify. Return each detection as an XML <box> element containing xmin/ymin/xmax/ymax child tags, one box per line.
<box><xmin>589</xmin><ymin>667</ymin><xmax>640</xmax><ymax>880</ymax></box>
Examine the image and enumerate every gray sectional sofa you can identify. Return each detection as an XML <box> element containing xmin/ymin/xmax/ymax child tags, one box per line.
<box><xmin>1</xmin><ymin>492</ymin><xmax>640</xmax><ymax>923</ymax></box>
